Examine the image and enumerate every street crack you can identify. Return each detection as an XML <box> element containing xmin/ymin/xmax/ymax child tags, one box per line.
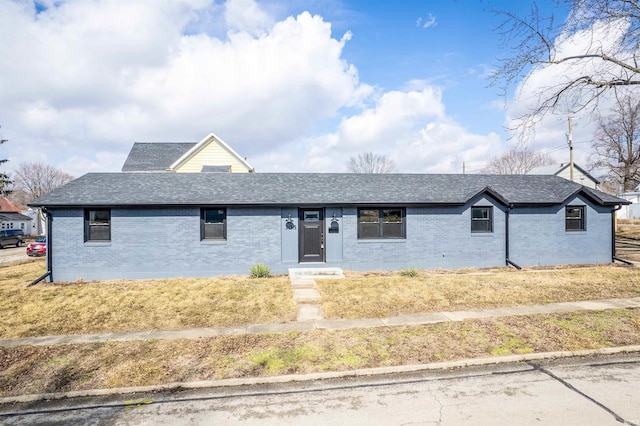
<box><xmin>527</xmin><ymin>361</ymin><xmax>638</xmax><ymax>426</ymax></box>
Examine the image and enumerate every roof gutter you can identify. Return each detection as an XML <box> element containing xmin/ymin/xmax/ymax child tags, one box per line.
<box><xmin>27</xmin><ymin>202</ymin><xmax>473</xmax><ymax>209</ymax></box>
<box><xmin>28</xmin><ymin>208</ymin><xmax>53</xmax><ymax>287</ymax></box>
<box><xmin>505</xmin><ymin>205</ymin><xmax>521</xmax><ymax>270</ymax></box>
<box><xmin>611</xmin><ymin>204</ymin><xmax>634</xmax><ymax>265</ymax></box>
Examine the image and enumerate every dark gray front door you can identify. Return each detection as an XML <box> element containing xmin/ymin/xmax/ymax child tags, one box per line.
<box><xmin>299</xmin><ymin>209</ymin><xmax>324</xmax><ymax>262</ymax></box>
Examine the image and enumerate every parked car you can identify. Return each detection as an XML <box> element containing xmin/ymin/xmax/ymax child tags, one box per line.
<box><xmin>27</xmin><ymin>237</ymin><xmax>46</xmax><ymax>256</ymax></box>
<box><xmin>0</xmin><ymin>229</ymin><xmax>25</xmax><ymax>248</ymax></box>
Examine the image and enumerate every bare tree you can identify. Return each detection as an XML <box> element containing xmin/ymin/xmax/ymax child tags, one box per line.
<box><xmin>8</xmin><ymin>188</ymin><xmax>28</xmax><ymax>210</ymax></box>
<box><xmin>589</xmin><ymin>93</ymin><xmax>640</xmax><ymax>191</ymax></box>
<box><xmin>0</xmin><ymin>127</ymin><xmax>10</xmax><ymax>197</ymax></box>
<box><xmin>346</xmin><ymin>152</ymin><xmax>396</xmax><ymax>173</ymax></box>
<box><xmin>12</xmin><ymin>161</ymin><xmax>74</xmax><ymax>203</ymax></box>
<box><xmin>481</xmin><ymin>147</ymin><xmax>555</xmax><ymax>174</ymax></box>
<box><xmin>490</xmin><ymin>0</ymin><xmax>639</xmax><ymax>133</ymax></box>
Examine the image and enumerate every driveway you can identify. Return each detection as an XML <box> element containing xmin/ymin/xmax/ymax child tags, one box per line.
<box><xmin>0</xmin><ymin>246</ymin><xmax>30</xmax><ymax>265</ymax></box>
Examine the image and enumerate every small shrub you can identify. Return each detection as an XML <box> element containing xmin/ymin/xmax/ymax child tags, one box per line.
<box><xmin>399</xmin><ymin>268</ymin><xmax>419</xmax><ymax>278</ymax></box>
<box><xmin>250</xmin><ymin>263</ymin><xmax>271</xmax><ymax>278</ymax></box>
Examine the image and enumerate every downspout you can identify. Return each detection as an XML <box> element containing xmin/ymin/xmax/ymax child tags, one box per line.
<box><xmin>505</xmin><ymin>204</ymin><xmax>522</xmax><ymax>270</ymax></box>
<box><xmin>612</xmin><ymin>204</ymin><xmax>634</xmax><ymax>265</ymax></box>
<box><xmin>28</xmin><ymin>207</ymin><xmax>53</xmax><ymax>286</ymax></box>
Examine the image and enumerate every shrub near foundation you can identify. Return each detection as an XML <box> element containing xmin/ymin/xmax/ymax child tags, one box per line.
<box><xmin>250</xmin><ymin>264</ymin><xmax>271</xmax><ymax>278</ymax></box>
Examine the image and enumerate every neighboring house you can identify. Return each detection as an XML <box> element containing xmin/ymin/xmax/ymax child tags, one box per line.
<box><xmin>617</xmin><ymin>192</ymin><xmax>640</xmax><ymax>220</ymax></box>
<box><xmin>122</xmin><ymin>132</ymin><xmax>254</xmax><ymax>173</ymax></box>
<box><xmin>0</xmin><ymin>197</ymin><xmax>32</xmax><ymax>235</ymax></box>
<box><xmin>30</xmin><ymin>173</ymin><xmax>628</xmax><ymax>282</ymax></box>
<box><xmin>528</xmin><ymin>163</ymin><xmax>599</xmax><ymax>189</ymax></box>
<box><xmin>24</xmin><ymin>208</ymin><xmax>46</xmax><ymax>235</ymax></box>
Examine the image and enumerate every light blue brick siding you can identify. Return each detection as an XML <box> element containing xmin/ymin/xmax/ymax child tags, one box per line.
<box><xmin>509</xmin><ymin>195</ymin><xmax>613</xmax><ymax>266</ymax></box>
<box><xmin>49</xmin><ymin>195</ymin><xmax>614</xmax><ymax>281</ymax></box>
<box><xmin>325</xmin><ymin>207</ymin><xmax>343</xmax><ymax>263</ymax></box>
<box><xmin>51</xmin><ymin>207</ymin><xmax>283</xmax><ymax>281</ymax></box>
<box><xmin>341</xmin><ymin>195</ymin><xmax>507</xmax><ymax>271</ymax></box>
<box><xmin>280</xmin><ymin>207</ymin><xmax>298</xmax><ymax>264</ymax></box>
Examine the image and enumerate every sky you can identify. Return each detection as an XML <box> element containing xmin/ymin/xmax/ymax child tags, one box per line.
<box><xmin>0</xmin><ymin>0</ymin><xmax>607</xmax><ymax>178</ymax></box>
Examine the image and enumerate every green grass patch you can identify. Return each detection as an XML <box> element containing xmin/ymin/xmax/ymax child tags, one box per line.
<box><xmin>399</xmin><ymin>268</ymin><xmax>419</xmax><ymax>277</ymax></box>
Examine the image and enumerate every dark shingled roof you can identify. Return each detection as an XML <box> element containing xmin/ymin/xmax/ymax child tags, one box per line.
<box><xmin>121</xmin><ymin>143</ymin><xmax>196</xmax><ymax>171</ymax></box>
<box><xmin>30</xmin><ymin>173</ymin><xmax>629</xmax><ymax>207</ymax></box>
<box><xmin>0</xmin><ymin>212</ymin><xmax>32</xmax><ymax>221</ymax></box>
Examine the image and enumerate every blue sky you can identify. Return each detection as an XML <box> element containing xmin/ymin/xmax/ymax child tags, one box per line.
<box><xmin>0</xmin><ymin>0</ymin><xmax>591</xmax><ymax>177</ymax></box>
<box><xmin>271</xmin><ymin>0</ymin><xmax>571</xmax><ymax>137</ymax></box>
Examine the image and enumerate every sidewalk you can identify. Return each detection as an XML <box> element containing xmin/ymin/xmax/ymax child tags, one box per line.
<box><xmin>2</xmin><ymin>296</ymin><xmax>639</xmax><ymax>348</ymax></box>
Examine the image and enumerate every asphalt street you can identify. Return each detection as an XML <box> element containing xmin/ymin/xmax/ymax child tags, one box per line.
<box><xmin>0</xmin><ymin>245</ymin><xmax>29</xmax><ymax>265</ymax></box>
<box><xmin>1</xmin><ymin>353</ymin><xmax>638</xmax><ymax>425</ymax></box>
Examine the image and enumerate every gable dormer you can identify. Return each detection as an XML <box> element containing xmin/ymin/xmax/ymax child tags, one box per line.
<box><xmin>169</xmin><ymin>133</ymin><xmax>254</xmax><ymax>173</ymax></box>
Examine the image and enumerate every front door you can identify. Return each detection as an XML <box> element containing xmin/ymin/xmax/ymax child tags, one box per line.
<box><xmin>299</xmin><ymin>209</ymin><xmax>324</xmax><ymax>263</ymax></box>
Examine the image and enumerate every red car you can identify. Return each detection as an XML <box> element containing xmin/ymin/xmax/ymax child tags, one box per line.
<box><xmin>27</xmin><ymin>237</ymin><xmax>46</xmax><ymax>256</ymax></box>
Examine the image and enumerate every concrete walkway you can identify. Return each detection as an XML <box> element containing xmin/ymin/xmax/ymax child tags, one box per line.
<box><xmin>289</xmin><ymin>267</ymin><xmax>345</xmax><ymax>321</ymax></box>
<box><xmin>1</xmin><ymin>296</ymin><xmax>639</xmax><ymax>349</ymax></box>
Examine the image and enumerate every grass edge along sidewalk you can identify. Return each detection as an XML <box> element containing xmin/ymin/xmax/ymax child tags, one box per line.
<box><xmin>1</xmin><ymin>307</ymin><xmax>639</xmax><ymax>399</ymax></box>
<box><xmin>2</xmin><ymin>345</ymin><xmax>639</xmax><ymax>406</ymax></box>
<box><xmin>1</xmin><ymin>296</ymin><xmax>639</xmax><ymax>347</ymax></box>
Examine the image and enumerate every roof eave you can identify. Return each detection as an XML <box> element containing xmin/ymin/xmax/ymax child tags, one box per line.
<box><xmin>30</xmin><ymin>201</ymin><xmax>471</xmax><ymax>209</ymax></box>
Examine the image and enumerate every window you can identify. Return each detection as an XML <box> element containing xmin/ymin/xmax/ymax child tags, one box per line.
<box><xmin>566</xmin><ymin>206</ymin><xmax>585</xmax><ymax>231</ymax></box>
<box><xmin>471</xmin><ymin>207</ymin><xmax>493</xmax><ymax>233</ymax></box>
<box><xmin>358</xmin><ymin>208</ymin><xmax>405</xmax><ymax>239</ymax></box>
<box><xmin>84</xmin><ymin>209</ymin><xmax>111</xmax><ymax>241</ymax></box>
<box><xmin>201</xmin><ymin>208</ymin><xmax>226</xmax><ymax>240</ymax></box>
<box><xmin>304</xmin><ymin>210</ymin><xmax>320</xmax><ymax>221</ymax></box>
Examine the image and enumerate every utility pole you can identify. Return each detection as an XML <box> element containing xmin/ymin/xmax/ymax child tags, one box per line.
<box><xmin>568</xmin><ymin>117</ymin><xmax>574</xmax><ymax>182</ymax></box>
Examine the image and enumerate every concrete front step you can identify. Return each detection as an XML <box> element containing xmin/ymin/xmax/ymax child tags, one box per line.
<box><xmin>289</xmin><ymin>267</ymin><xmax>345</xmax><ymax>279</ymax></box>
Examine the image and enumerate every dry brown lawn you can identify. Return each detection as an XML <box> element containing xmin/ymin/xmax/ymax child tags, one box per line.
<box><xmin>3</xmin><ymin>260</ymin><xmax>640</xmax><ymax>337</ymax></box>
<box><xmin>0</xmin><ymin>259</ymin><xmax>297</xmax><ymax>338</ymax></box>
<box><xmin>2</xmin><ymin>260</ymin><xmax>640</xmax><ymax>398</ymax></box>
<box><xmin>318</xmin><ymin>266</ymin><xmax>640</xmax><ymax>319</ymax></box>
<box><xmin>618</xmin><ymin>224</ymin><xmax>640</xmax><ymax>239</ymax></box>
<box><xmin>616</xmin><ymin>222</ymin><xmax>640</xmax><ymax>261</ymax></box>
<box><xmin>1</xmin><ymin>308</ymin><xmax>638</xmax><ymax>397</ymax></box>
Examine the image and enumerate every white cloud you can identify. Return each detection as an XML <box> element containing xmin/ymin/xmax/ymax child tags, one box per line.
<box><xmin>416</xmin><ymin>13</ymin><xmax>436</xmax><ymax>29</ymax></box>
<box><xmin>505</xmin><ymin>18</ymin><xmax>631</xmax><ymax>170</ymax></box>
<box><xmin>224</xmin><ymin>0</ymin><xmax>272</xmax><ymax>35</ymax></box>
<box><xmin>0</xmin><ymin>0</ymin><xmax>501</xmax><ymax>179</ymax></box>
<box><xmin>0</xmin><ymin>0</ymin><xmax>372</xmax><ymax>176</ymax></box>
<box><xmin>250</xmin><ymin>88</ymin><xmax>501</xmax><ymax>174</ymax></box>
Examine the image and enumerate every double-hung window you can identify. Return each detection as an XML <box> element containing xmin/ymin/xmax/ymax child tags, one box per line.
<box><xmin>565</xmin><ymin>206</ymin><xmax>585</xmax><ymax>231</ymax></box>
<box><xmin>358</xmin><ymin>208</ymin><xmax>405</xmax><ymax>239</ymax></box>
<box><xmin>84</xmin><ymin>209</ymin><xmax>111</xmax><ymax>241</ymax></box>
<box><xmin>471</xmin><ymin>206</ymin><xmax>493</xmax><ymax>233</ymax></box>
<box><xmin>201</xmin><ymin>208</ymin><xmax>226</xmax><ymax>240</ymax></box>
